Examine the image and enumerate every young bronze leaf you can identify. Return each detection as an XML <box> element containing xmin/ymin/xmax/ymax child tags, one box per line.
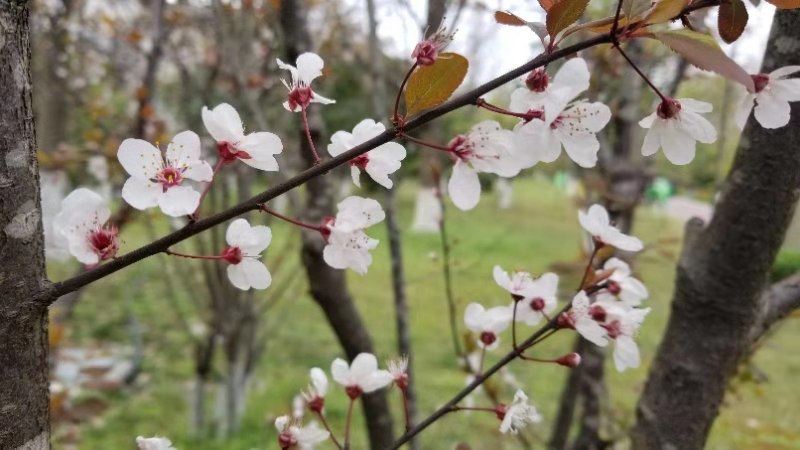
<box><xmin>539</xmin><ymin>0</ymin><xmax>559</xmax><ymax>12</ymax></box>
<box><xmin>495</xmin><ymin>10</ymin><xmax>528</xmax><ymax>26</ymax></box>
<box><xmin>624</xmin><ymin>0</ymin><xmax>653</xmax><ymax>22</ymax></box>
<box><xmin>652</xmin><ymin>29</ymin><xmax>754</xmax><ymax>90</ymax></box>
<box><xmin>644</xmin><ymin>0</ymin><xmax>689</xmax><ymax>25</ymax></box>
<box><xmin>546</xmin><ymin>0</ymin><xmax>591</xmax><ymax>38</ymax></box>
<box><xmin>764</xmin><ymin>0</ymin><xmax>800</xmax><ymax>8</ymax></box>
<box><xmin>404</xmin><ymin>52</ymin><xmax>469</xmax><ymax>116</ymax></box>
<box><xmin>718</xmin><ymin>0</ymin><xmax>749</xmax><ymax>43</ymax></box>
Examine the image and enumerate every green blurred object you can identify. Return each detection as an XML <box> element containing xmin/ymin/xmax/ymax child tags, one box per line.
<box><xmin>771</xmin><ymin>250</ymin><xmax>800</xmax><ymax>282</ymax></box>
<box><xmin>646</xmin><ymin>177</ymin><xmax>675</xmax><ymax>203</ymax></box>
<box><xmin>553</xmin><ymin>170</ymin><xmax>568</xmax><ymax>190</ymax></box>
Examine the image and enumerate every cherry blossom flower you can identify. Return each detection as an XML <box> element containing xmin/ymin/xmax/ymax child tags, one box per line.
<box><xmin>387</xmin><ymin>356</ymin><xmax>409</xmax><ymax>389</ymax></box>
<box><xmin>494</xmin><ymin>266</ymin><xmax>559</xmax><ymax>326</ymax></box>
<box><xmin>118</xmin><ymin>131</ymin><xmax>213</xmax><ymax>217</ymax></box>
<box><xmin>447</xmin><ymin>120</ymin><xmax>524</xmax><ymax>211</ymax></box>
<box><xmin>562</xmin><ymin>291</ymin><xmax>608</xmax><ymax>347</ymax></box>
<box><xmin>223</xmin><ymin>219</ymin><xmax>272</xmax><ymax>291</ymax></box>
<box><xmin>322</xmin><ymin>196</ymin><xmax>385</xmax><ymax>275</ymax></box>
<box><xmin>411</xmin><ymin>187</ymin><xmax>442</xmax><ymax>232</ymax></box>
<box><xmin>510</xmin><ymin>58</ymin><xmax>610</xmax><ymax>168</ymax></box>
<box><xmin>639</xmin><ymin>97</ymin><xmax>717</xmax><ymax>165</ymax></box>
<box><xmin>276</xmin><ymin>53</ymin><xmax>335</xmax><ymax>112</ymax></box>
<box><xmin>330</xmin><ymin>353</ymin><xmax>393</xmax><ymax>399</ymax></box>
<box><xmin>463</xmin><ymin>303</ymin><xmax>513</xmax><ymax>350</ymax></box>
<box><xmin>411</xmin><ymin>23</ymin><xmax>455</xmax><ymax>66</ymax></box>
<box><xmin>52</xmin><ymin>188</ymin><xmax>119</xmax><ymax>266</ymax></box>
<box><xmin>578</xmin><ymin>204</ymin><xmax>643</xmax><ymax>252</ymax></box>
<box><xmin>497</xmin><ymin>389</ymin><xmax>542</xmax><ymax>434</ymax></box>
<box><xmin>202</xmin><ymin>103</ymin><xmax>284</xmax><ymax>171</ymax></box>
<box><xmin>599</xmin><ymin>257</ymin><xmax>649</xmax><ymax>306</ymax></box>
<box><xmin>737</xmin><ymin>66</ymin><xmax>800</xmax><ymax>129</ymax></box>
<box><xmin>302</xmin><ymin>368</ymin><xmax>328</xmax><ymax>413</ymax></box>
<box><xmin>592</xmin><ymin>299</ymin><xmax>651</xmax><ymax>371</ymax></box>
<box><xmin>275</xmin><ymin>416</ymin><xmax>330</xmax><ymax>450</ymax></box>
<box><xmin>136</xmin><ymin>436</ymin><xmax>176</xmax><ymax>450</ymax></box>
<box><xmin>328</xmin><ymin>119</ymin><xmax>407</xmax><ymax>189</ymax></box>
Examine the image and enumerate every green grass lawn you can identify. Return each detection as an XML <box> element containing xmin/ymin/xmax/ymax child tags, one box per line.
<box><xmin>54</xmin><ymin>178</ymin><xmax>800</xmax><ymax>449</ymax></box>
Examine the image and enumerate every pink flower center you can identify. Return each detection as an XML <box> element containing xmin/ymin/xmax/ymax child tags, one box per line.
<box><xmin>345</xmin><ymin>385</ymin><xmax>363</xmax><ymax>399</ymax></box>
<box><xmin>349</xmin><ymin>154</ymin><xmax>369</xmax><ymax>170</ymax></box>
<box><xmin>530</xmin><ymin>297</ymin><xmax>546</xmax><ymax>311</ymax></box>
<box><xmin>156</xmin><ymin>166</ymin><xmax>184</xmax><ymax>189</ymax></box>
<box><xmin>494</xmin><ymin>404</ymin><xmax>508</xmax><ymax>421</ymax></box>
<box><xmin>88</xmin><ymin>226</ymin><xmax>119</xmax><ymax>262</ymax></box>
<box><xmin>590</xmin><ymin>305</ymin><xmax>607</xmax><ymax>322</ymax></box>
<box><xmin>479</xmin><ymin>331</ymin><xmax>497</xmax><ymax>347</ymax></box>
<box><xmin>288</xmin><ymin>86</ymin><xmax>314</xmax><ymax>111</ymax></box>
<box><xmin>307</xmin><ymin>396</ymin><xmax>325</xmax><ymax>413</ymax></box>
<box><xmin>278</xmin><ymin>430</ymin><xmax>296</xmax><ymax>449</ymax></box>
<box><xmin>607</xmin><ymin>280</ymin><xmax>621</xmax><ymax>296</ymax></box>
<box><xmin>602</xmin><ymin>320</ymin><xmax>622</xmax><ymax>339</ymax></box>
<box><xmin>751</xmin><ymin>73</ymin><xmax>769</xmax><ymax>93</ymax></box>
<box><xmin>412</xmin><ymin>40</ymin><xmax>439</xmax><ymax>66</ymax></box>
<box><xmin>525</xmin><ymin>68</ymin><xmax>549</xmax><ymax>92</ymax></box>
<box><xmin>524</xmin><ymin>108</ymin><xmax>546</xmax><ymax>123</ymax></box>
<box><xmin>656</xmin><ymin>98</ymin><xmax>682</xmax><ymax>119</ymax></box>
<box><xmin>221</xmin><ymin>246</ymin><xmax>243</xmax><ymax>264</ymax></box>
<box><xmin>320</xmin><ymin>217</ymin><xmax>335</xmax><ymax>241</ymax></box>
<box><xmin>550</xmin><ymin>114</ymin><xmax>565</xmax><ymax>130</ymax></box>
<box><xmin>447</xmin><ymin>134</ymin><xmax>472</xmax><ymax>160</ymax></box>
<box><xmin>218</xmin><ymin>141</ymin><xmax>251</xmax><ymax>164</ymax></box>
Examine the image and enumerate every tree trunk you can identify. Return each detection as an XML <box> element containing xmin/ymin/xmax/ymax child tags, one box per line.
<box><xmin>278</xmin><ymin>1</ymin><xmax>395</xmax><ymax>448</ymax></box>
<box><xmin>0</xmin><ymin>2</ymin><xmax>50</xmax><ymax>448</ymax></box>
<box><xmin>631</xmin><ymin>9</ymin><xmax>800</xmax><ymax>449</ymax></box>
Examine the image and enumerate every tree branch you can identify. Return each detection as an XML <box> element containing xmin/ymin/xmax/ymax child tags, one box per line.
<box><xmin>749</xmin><ymin>272</ymin><xmax>800</xmax><ymax>344</ymax></box>
<box><xmin>41</xmin><ymin>0</ymin><xmax>720</xmax><ymax>305</ymax></box>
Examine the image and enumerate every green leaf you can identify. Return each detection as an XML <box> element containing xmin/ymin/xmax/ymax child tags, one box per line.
<box><xmin>652</xmin><ymin>29</ymin><xmax>754</xmax><ymax>90</ymax></box>
<box><xmin>718</xmin><ymin>0</ymin><xmax>749</xmax><ymax>43</ymax></box>
<box><xmin>404</xmin><ymin>52</ymin><xmax>469</xmax><ymax>116</ymax></box>
<box><xmin>623</xmin><ymin>0</ymin><xmax>652</xmax><ymax>22</ymax></box>
<box><xmin>643</xmin><ymin>0</ymin><xmax>688</xmax><ymax>25</ymax></box>
<box><xmin>546</xmin><ymin>0</ymin><xmax>591</xmax><ymax>38</ymax></box>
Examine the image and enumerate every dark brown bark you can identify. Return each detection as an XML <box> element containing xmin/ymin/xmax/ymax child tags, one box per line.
<box><xmin>0</xmin><ymin>1</ymin><xmax>50</xmax><ymax>448</ymax></box>
<box><xmin>632</xmin><ymin>9</ymin><xmax>800</xmax><ymax>449</ymax></box>
<box><xmin>278</xmin><ymin>1</ymin><xmax>394</xmax><ymax>448</ymax></box>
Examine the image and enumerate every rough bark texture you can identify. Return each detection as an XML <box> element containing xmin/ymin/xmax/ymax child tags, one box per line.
<box><xmin>632</xmin><ymin>10</ymin><xmax>800</xmax><ymax>449</ymax></box>
<box><xmin>278</xmin><ymin>1</ymin><xmax>394</xmax><ymax>448</ymax></box>
<box><xmin>0</xmin><ymin>1</ymin><xmax>50</xmax><ymax>448</ymax></box>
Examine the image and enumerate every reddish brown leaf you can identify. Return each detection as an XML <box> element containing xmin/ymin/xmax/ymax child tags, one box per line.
<box><xmin>546</xmin><ymin>0</ymin><xmax>591</xmax><ymax>38</ymax></box>
<box><xmin>539</xmin><ymin>0</ymin><xmax>559</xmax><ymax>12</ymax></box>
<box><xmin>644</xmin><ymin>0</ymin><xmax>689</xmax><ymax>25</ymax></box>
<box><xmin>765</xmin><ymin>0</ymin><xmax>800</xmax><ymax>7</ymax></box>
<box><xmin>718</xmin><ymin>0</ymin><xmax>749</xmax><ymax>43</ymax></box>
<box><xmin>494</xmin><ymin>10</ymin><xmax>527</xmax><ymax>26</ymax></box>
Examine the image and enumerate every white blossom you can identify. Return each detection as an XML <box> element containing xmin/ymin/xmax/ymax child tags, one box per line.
<box><xmin>322</xmin><ymin>196</ymin><xmax>385</xmax><ymax>275</ymax></box>
<box><xmin>737</xmin><ymin>66</ymin><xmax>800</xmax><ymax>129</ymax></box>
<box><xmin>568</xmin><ymin>291</ymin><xmax>608</xmax><ymax>347</ymax></box>
<box><xmin>330</xmin><ymin>353</ymin><xmax>393</xmax><ymax>397</ymax></box>
<box><xmin>328</xmin><ymin>119</ymin><xmax>406</xmax><ymax>189</ymax></box>
<box><xmin>592</xmin><ymin>298</ymin><xmax>651</xmax><ymax>371</ymax></box>
<box><xmin>600</xmin><ymin>257</ymin><xmax>649</xmax><ymax>306</ymax></box>
<box><xmin>302</xmin><ymin>367</ymin><xmax>328</xmax><ymax>412</ymax></box>
<box><xmin>387</xmin><ymin>356</ymin><xmax>409</xmax><ymax>388</ymax></box>
<box><xmin>118</xmin><ymin>131</ymin><xmax>213</xmax><ymax>217</ymax></box>
<box><xmin>52</xmin><ymin>188</ymin><xmax>119</xmax><ymax>266</ymax></box>
<box><xmin>275</xmin><ymin>416</ymin><xmax>330</xmax><ymax>450</ymax></box>
<box><xmin>498</xmin><ymin>389</ymin><xmax>542</xmax><ymax>434</ymax></box>
<box><xmin>447</xmin><ymin>120</ymin><xmax>524</xmax><ymax>211</ymax></box>
<box><xmin>202</xmin><ymin>103</ymin><xmax>283</xmax><ymax>171</ymax></box>
<box><xmin>510</xmin><ymin>58</ymin><xmax>610</xmax><ymax>168</ymax></box>
<box><xmin>276</xmin><ymin>52</ymin><xmax>335</xmax><ymax>112</ymax></box>
<box><xmin>463</xmin><ymin>303</ymin><xmax>513</xmax><ymax>350</ymax></box>
<box><xmin>493</xmin><ymin>266</ymin><xmax>559</xmax><ymax>326</ymax></box>
<box><xmin>136</xmin><ymin>436</ymin><xmax>176</xmax><ymax>450</ymax></box>
<box><xmin>223</xmin><ymin>219</ymin><xmax>272</xmax><ymax>291</ymax></box>
<box><xmin>639</xmin><ymin>98</ymin><xmax>717</xmax><ymax>165</ymax></box>
<box><xmin>578</xmin><ymin>204</ymin><xmax>643</xmax><ymax>252</ymax></box>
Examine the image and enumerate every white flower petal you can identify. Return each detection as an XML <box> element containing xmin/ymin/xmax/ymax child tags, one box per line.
<box><xmin>121</xmin><ymin>177</ymin><xmax>161</xmax><ymax>210</ymax></box>
<box><xmin>735</xmin><ymin>94</ymin><xmax>756</xmax><ymax>130</ymax></box>
<box><xmin>448</xmin><ymin>161</ymin><xmax>481</xmax><ymax>211</ymax></box>
<box><xmin>226</xmin><ymin>263</ymin><xmax>251</xmax><ymax>290</ymax></box>
<box><xmin>118</xmin><ymin>138</ymin><xmax>162</xmax><ymax>179</ymax></box>
<box><xmin>296</xmin><ymin>52</ymin><xmax>325</xmax><ymax>85</ymax></box>
<box><xmin>202</xmin><ymin>103</ymin><xmax>244</xmax><ymax>143</ymax></box>
<box><xmin>753</xmin><ymin>91</ymin><xmax>791</xmax><ymax>129</ymax></box>
<box><xmin>182</xmin><ymin>160</ymin><xmax>214</xmax><ymax>182</ymax></box>
<box><xmin>158</xmin><ymin>185</ymin><xmax>201</xmax><ymax>217</ymax></box>
<box><xmin>226</xmin><ymin>218</ymin><xmax>252</xmax><ymax>247</ymax></box>
<box><xmin>240</xmin><ymin>258</ymin><xmax>272</xmax><ymax>290</ymax></box>
<box><xmin>165</xmin><ymin>130</ymin><xmax>202</xmax><ymax>168</ymax></box>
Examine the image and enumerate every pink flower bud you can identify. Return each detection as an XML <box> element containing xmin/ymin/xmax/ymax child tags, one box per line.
<box><xmin>556</xmin><ymin>353</ymin><xmax>582</xmax><ymax>368</ymax></box>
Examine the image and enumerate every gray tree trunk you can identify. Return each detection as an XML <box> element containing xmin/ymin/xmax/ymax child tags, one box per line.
<box><xmin>631</xmin><ymin>9</ymin><xmax>800</xmax><ymax>449</ymax></box>
<box><xmin>0</xmin><ymin>1</ymin><xmax>50</xmax><ymax>448</ymax></box>
<box><xmin>278</xmin><ymin>1</ymin><xmax>395</xmax><ymax>448</ymax></box>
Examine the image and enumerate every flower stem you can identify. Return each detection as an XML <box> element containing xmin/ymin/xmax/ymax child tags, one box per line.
<box><xmin>259</xmin><ymin>205</ymin><xmax>325</xmax><ymax>233</ymax></box>
<box><xmin>399</xmin><ymin>132</ymin><xmax>453</xmax><ymax>153</ymax></box>
<box><xmin>300</xmin><ymin>107</ymin><xmax>321</xmax><ymax>165</ymax></box>
<box><xmin>478</xmin><ymin>346</ymin><xmax>486</xmax><ymax>375</ymax></box>
<box><xmin>192</xmin><ymin>158</ymin><xmax>225</xmax><ymax>220</ymax></box>
<box><xmin>393</xmin><ymin>62</ymin><xmax>418</xmax><ymax>123</ymax></box>
<box><xmin>450</xmin><ymin>405</ymin><xmax>497</xmax><ymax>413</ymax></box>
<box><xmin>315</xmin><ymin>411</ymin><xmax>343</xmax><ymax>450</ymax></box>
<box><xmin>401</xmin><ymin>387</ymin><xmax>412</xmax><ymax>432</ymax></box>
<box><xmin>476</xmin><ymin>98</ymin><xmax>533</xmax><ymax>121</ymax></box>
<box><xmin>512</xmin><ymin>300</ymin><xmax>520</xmax><ymax>351</ymax></box>
<box><xmin>164</xmin><ymin>249</ymin><xmax>225</xmax><ymax>260</ymax></box>
<box><xmin>615</xmin><ymin>45</ymin><xmax>668</xmax><ymax>103</ymax></box>
<box><xmin>343</xmin><ymin>398</ymin><xmax>356</xmax><ymax>450</ymax></box>
<box><xmin>578</xmin><ymin>245</ymin><xmax>601</xmax><ymax>291</ymax></box>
